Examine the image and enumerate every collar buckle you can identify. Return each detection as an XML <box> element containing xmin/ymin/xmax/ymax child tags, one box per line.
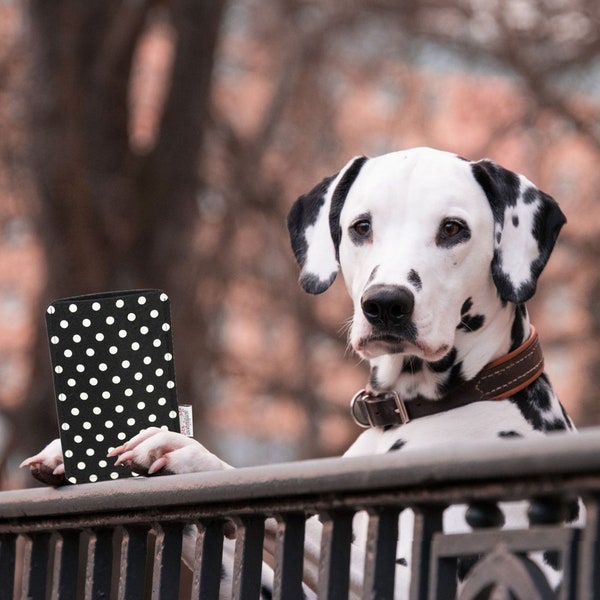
<box><xmin>393</xmin><ymin>391</ymin><xmax>410</xmax><ymax>424</ymax></box>
<box><xmin>351</xmin><ymin>389</ymin><xmax>411</xmax><ymax>428</ymax></box>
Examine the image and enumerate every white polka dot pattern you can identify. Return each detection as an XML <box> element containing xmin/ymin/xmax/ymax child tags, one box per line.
<box><xmin>46</xmin><ymin>289</ymin><xmax>180</xmax><ymax>484</ymax></box>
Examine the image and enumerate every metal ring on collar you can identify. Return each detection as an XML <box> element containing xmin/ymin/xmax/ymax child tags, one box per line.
<box><xmin>350</xmin><ymin>389</ymin><xmax>371</xmax><ymax>428</ymax></box>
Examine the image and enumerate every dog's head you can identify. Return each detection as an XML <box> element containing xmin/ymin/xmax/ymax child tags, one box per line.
<box><xmin>288</xmin><ymin>148</ymin><xmax>566</xmax><ymax>361</ymax></box>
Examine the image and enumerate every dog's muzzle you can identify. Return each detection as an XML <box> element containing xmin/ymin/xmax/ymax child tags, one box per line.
<box><xmin>361</xmin><ymin>285</ymin><xmax>415</xmax><ymax>329</ymax></box>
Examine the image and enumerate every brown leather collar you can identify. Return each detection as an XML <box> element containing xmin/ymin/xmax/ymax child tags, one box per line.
<box><xmin>351</xmin><ymin>326</ymin><xmax>544</xmax><ymax>428</ymax></box>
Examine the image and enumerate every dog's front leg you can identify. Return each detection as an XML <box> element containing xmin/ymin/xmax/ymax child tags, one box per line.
<box><xmin>108</xmin><ymin>427</ymin><xmax>232</xmax><ymax>475</ymax></box>
<box><xmin>21</xmin><ymin>427</ymin><xmax>232</xmax><ymax>484</ymax></box>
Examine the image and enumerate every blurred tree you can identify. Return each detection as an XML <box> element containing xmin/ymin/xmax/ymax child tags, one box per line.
<box><xmin>20</xmin><ymin>0</ymin><xmax>226</xmax><ymax>458</ymax></box>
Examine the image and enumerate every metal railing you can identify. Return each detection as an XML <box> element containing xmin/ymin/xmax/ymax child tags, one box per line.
<box><xmin>1</xmin><ymin>428</ymin><xmax>600</xmax><ymax>599</ymax></box>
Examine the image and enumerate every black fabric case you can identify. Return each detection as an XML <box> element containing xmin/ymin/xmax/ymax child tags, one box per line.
<box><xmin>46</xmin><ymin>290</ymin><xmax>180</xmax><ymax>483</ymax></box>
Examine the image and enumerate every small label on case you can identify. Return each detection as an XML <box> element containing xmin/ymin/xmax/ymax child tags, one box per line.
<box><xmin>178</xmin><ymin>404</ymin><xmax>193</xmax><ymax>437</ymax></box>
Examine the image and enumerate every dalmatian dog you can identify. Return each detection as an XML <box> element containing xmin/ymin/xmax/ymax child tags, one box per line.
<box><xmin>23</xmin><ymin>147</ymin><xmax>575</xmax><ymax>597</ymax></box>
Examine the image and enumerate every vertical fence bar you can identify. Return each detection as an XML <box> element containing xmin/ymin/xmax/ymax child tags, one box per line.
<box><xmin>318</xmin><ymin>510</ymin><xmax>354</xmax><ymax>600</ymax></box>
<box><xmin>50</xmin><ymin>530</ymin><xmax>80</xmax><ymax>600</ymax></box>
<box><xmin>578</xmin><ymin>496</ymin><xmax>600</xmax><ymax>600</ymax></box>
<box><xmin>409</xmin><ymin>504</ymin><xmax>445</xmax><ymax>600</ymax></box>
<box><xmin>191</xmin><ymin>520</ymin><xmax>225</xmax><ymax>600</ymax></box>
<box><xmin>272</xmin><ymin>513</ymin><xmax>306</xmax><ymax>600</ymax></box>
<box><xmin>231</xmin><ymin>514</ymin><xmax>266</xmax><ymax>600</ymax></box>
<box><xmin>84</xmin><ymin>528</ymin><xmax>114</xmax><ymax>600</ymax></box>
<box><xmin>117</xmin><ymin>525</ymin><xmax>149</xmax><ymax>600</ymax></box>
<box><xmin>21</xmin><ymin>532</ymin><xmax>51</xmax><ymax>600</ymax></box>
<box><xmin>0</xmin><ymin>533</ymin><xmax>16</xmax><ymax>600</ymax></box>
<box><xmin>151</xmin><ymin>523</ymin><xmax>183</xmax><ymax>600</ymax></box>
<box><xmin>362</xmin><ymin>507</ymin><xmax>400</xmax><ymax>599</ymax></box>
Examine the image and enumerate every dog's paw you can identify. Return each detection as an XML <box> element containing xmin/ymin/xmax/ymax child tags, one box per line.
<box><xmin>20</xmin><ymin>438</ymin><xmax>68</xmax><ymax>486</ymax></box>
<box><xmin>108</xmin><ymin>427</ymin><xmax>231</xmax><ymax>476</ymax></box>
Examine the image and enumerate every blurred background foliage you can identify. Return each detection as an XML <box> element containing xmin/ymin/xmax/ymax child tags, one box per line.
<box><xmin>1</xmin><ymin>0</ymin><xmax>600</xmax><ymax>488</ymax></box>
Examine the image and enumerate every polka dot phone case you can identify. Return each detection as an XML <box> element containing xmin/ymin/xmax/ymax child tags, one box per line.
<box><xmin>46</xmin><ymin>290</ymin><xmax>180</xmax><ymax>484</ymax></box>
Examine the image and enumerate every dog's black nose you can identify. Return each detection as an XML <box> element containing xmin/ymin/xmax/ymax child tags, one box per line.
<box><xmin>361</xmin><ymin>285</ymin><xmax>415</xmax><ymax>328</ymax></box>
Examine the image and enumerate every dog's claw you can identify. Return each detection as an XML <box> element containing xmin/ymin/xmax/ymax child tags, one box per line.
<box><xmin>20</xmin><ymin>439</ymin><xmax>67</xmax><ymax>486</ymax></box>
<box><xmin>21</xmin><ymin>455</ymin><xmax>67</xmax><ymax>486</ymax></box>
<box><xmin>107</xmin><ymin>444</ymin><xmax>126</xmax><ymax>457</ymax></box>
<box><xmin>148</xmin><ymin>456</ymin><xmax>169</xmax><ymax>475</ymax></box>
<box><xmin>19</xmin><ymin>457</ymin><xmax>35</xmax><ymax>468</ymax></box>
<box><xmin>114</xmin><ymin>450</ymin><xmax>136</xmax><ymax>466</ymax></box>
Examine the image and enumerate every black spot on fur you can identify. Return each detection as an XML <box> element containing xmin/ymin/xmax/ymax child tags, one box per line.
<box><xmin>287</xmin><ymin>174</ymin><xmax>337</xmax><ymax>269</ymax></box>
<box><xmin>522</xmin><ymin>186</ymin><xmax>539</xmax><ymax>204</ymax></box>
<box><xmin>330</xmin><ymin>156</ymin><xmax>368</xmax><ymax>260</ymax></box>
<box><xmin>511</xmin><ymin>389</ymin><xmax>544</xmax><ymax>431</ymax></box>
<box><xmin>402</xmin><ymin>357</ymin><xmax>423</xmax><ymax>374</ymax></box>
<box><xmin>260</xmin><ymin>584</ymin><xmax>274</xmax><ymax>599</ymax></box>
<box><xmin>498</xmin><ymin>430</ymin><xmax>523</xmax><ymax>439</ymax></box>
<box><xmin>512</xmin><ymin>214</ymin><xmax>519</xmax><ymax>227</ymax></box>
<box><xmin>509</xmin><ymin>304</ymin><xmax>527</xmax><ymax>351</ymax></box>
<box><xmin>439</xmin><ymin>362</ymin><xmax>465</xmax><ymax>395</ymax></box>
<box><xmin>471</xmin><ymin>160</ymin><xmax>521</xmax><ymax>222</ymax></box>
<box><xmin>543</xmin><ymin>550</ymin><xmax>561</xmax><ymax>571</ymax></box>
<box><xmin>396</xmin><ymin>557</ymin><xmax>408</xmax><ymax>566</ymax></box>
<box><xmin>388</xmin><ymin>439</ymin><xmax>406</xmax><ymax>452</ymax></box>
<box><xmin>527</xmin><ymin>193</ymin><xmax>567</xmax><ymax>284</ymax></box>
<box><xmin>461</xmin><ymin>298</ymin><xmax>473</xmax><ymax>316</ymax></box>
<box><xmin>299</xmin><ymin>272</ymin><xmax>337</xmax><ymax>296</ymax></box>
<box><xmin>544</xmin><ymin>418</ymin><xmax>568</xmax><ymax>432</ymax></box>
<box><xmin>428</xmin><ymin>347</ymin><xmax>457</xmax><ymax>373</ymax></box>
<box><xmin>457</xmin><ymin>313</ymin><xmax>485</xmax><ymax>333</ymax></box>
<box><xmin>510</xmin><ymin>374</ymin><xmax>567</xmax><ymax>432</ymax></box>
<box><xmin>528</xmin><ymin>376</ymin><xmax>552</xmax><ymax>413</ymax></box>
<box><xmin>407</xmin><ymin>269</ymin><xmax>422</xmax><ymax>291</ymax></box>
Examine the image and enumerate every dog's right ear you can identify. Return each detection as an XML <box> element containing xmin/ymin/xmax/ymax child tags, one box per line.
<box><xmin>472</xmin><ymin>159</ymin><xmax>566</xmax><ymax>304</ymax></box>
<box><xmin>287</xmin><ymin>156</ymin><xmax>367</xmax><ymax>294</ymax></box>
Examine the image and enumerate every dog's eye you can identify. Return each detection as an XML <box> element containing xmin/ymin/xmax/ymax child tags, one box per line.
<box><xmin>441</xmin><ymin>220</ymin><xmax>463</xmax><ymax>238</ymax></box>
<box><xmin>351</xmin><ymin>219</ymin><xmax>372</xmax><ymax>239</ymax></box>
<box><xmin>437</xmin><ymin>218</ymin><xmax>470</xmax><ymax>247</ymax></box>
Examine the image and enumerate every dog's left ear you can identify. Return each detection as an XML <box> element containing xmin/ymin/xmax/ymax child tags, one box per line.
<box><xmin>472</xmin><ymin>159</ymin><xmax>566</xmax><ymax>304</ymax></box>
<box><xmin>287</xmin><ymin>156</ymin><xmax>367</xmax><ymax>294</ymax></box>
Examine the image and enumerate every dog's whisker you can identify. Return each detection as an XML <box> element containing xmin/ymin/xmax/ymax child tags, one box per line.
<box><xmin>338</xmin><ymin>317</ymin><xmax>355</xmax><ymax>358</ymax></box>
<box><xmin>459</xmin><ymin>320</ymin><xmax>474</xmax><ymax>333</ymax></box>
<box><xmin>338</xmin><ymin>317</ymin><xmax>353</xmax><ymax>336</ymax></box>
